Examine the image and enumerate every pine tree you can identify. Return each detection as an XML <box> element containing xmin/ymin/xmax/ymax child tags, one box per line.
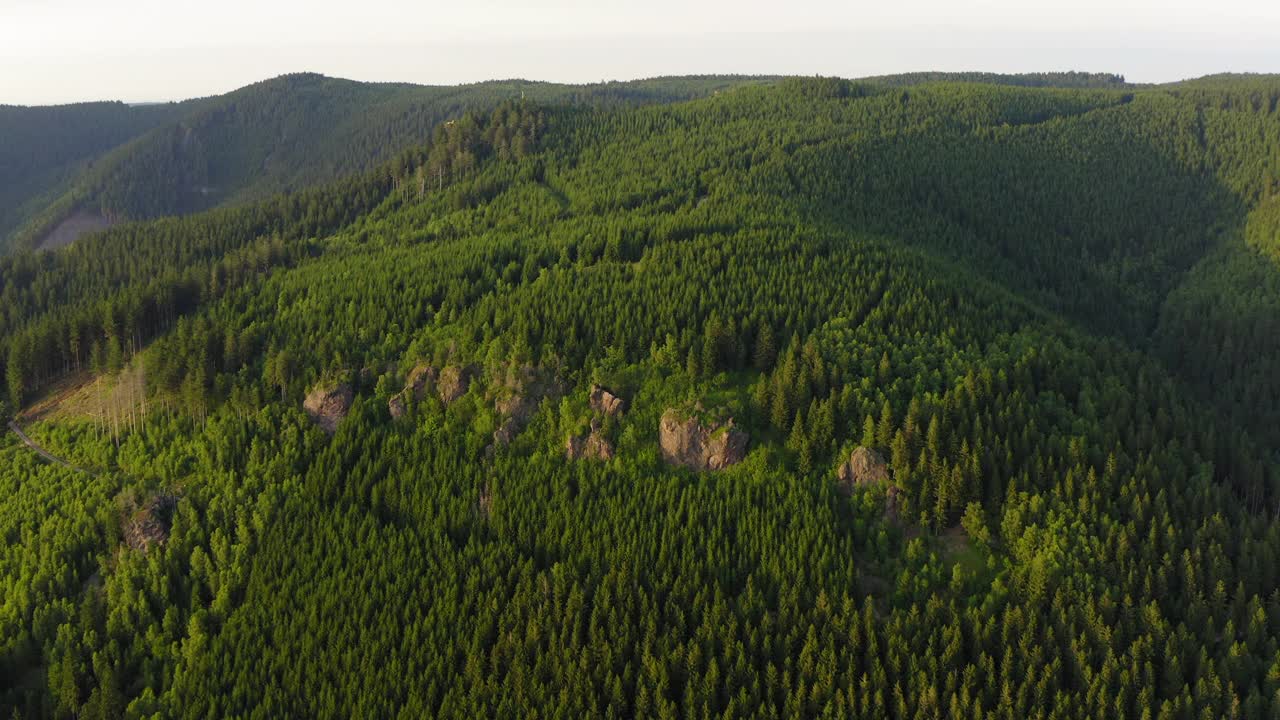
<box><xmin>861</xmin><ymin>414</ymin><xmax>877</xmax><ymax>448</ymax></box>
<box><xmin>771</xmin><ymin>380</ymin><xmax>791</xmax><ymax>431</ymax></box>
<box><xmin>752</xmin><ymin>319</ymin><xmax>777</xmax><ymax>368</ymax></box>
<box><xmin>686</xmin><ymin>347</ymin><xmax>702</xmax><ymax>379</ymax></box>
<box><xmin>876</xmin><ymin>400</ymin><xmax>894</xmax><ymax>450</ymax></box>
<box><xmin>6</xmin><ymin>338</ymin><xmax>29</xmax><ymax>410</ymax></box>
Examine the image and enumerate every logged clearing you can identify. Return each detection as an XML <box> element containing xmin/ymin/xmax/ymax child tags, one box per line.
<box><xmin>36</xmin><ymin>209</ymin><xmax>115</xmax><ymax>251</ymax></box>
<box><xmin>21</xmin><ymin>360</ymin><xmax>148</xmax><ymax>427</ymax></box>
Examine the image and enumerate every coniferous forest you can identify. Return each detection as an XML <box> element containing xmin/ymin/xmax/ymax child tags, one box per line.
<box><xmin>2</xmin><ymin>72</ymin><xmax>1280</xmax><ymax>718</ymax></box>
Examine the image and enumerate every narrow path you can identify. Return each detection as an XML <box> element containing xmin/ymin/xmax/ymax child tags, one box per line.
<box><xmin>8</xmin><ymin>421</ymin><xmax>96</xmax><ymax>474</ymax></box>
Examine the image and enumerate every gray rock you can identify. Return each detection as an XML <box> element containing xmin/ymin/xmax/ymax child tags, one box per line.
<box><xmin>836</xmin><ymin>446</ymin><xmax>890</xmax><ymax>491</ymax></box>
<box><xmin>658</xmin><ymin>409</ymin><xmax>748</xmax><ymax>471</ymax></box>
<box><xmin>304</xmin><ymin>383</ymin><xmax>354</xmax><ymax>434</ymax></box>
<box><xmin>437</xmin><ymin>365</ymin><xmax>476</xmax><ymax>405</ymax></box>
<box><xmin>589</xmin><ymin>384</ymin><xmax>627</xmax><ymax>417</ymax></box>
<box><xmin>565</xmin><ymin>428</ymin><xmax>616</xmax><ymax>461</ymax></box>
<box><xmin>123</xmin><ymin>494</ymin><xmax>177</xmax><ymax>553</ymax></box>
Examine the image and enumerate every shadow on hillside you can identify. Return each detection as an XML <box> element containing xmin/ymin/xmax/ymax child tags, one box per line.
<box><xmin>780</xmin><ymin>96</ymin><xmax>1280</xmax><ymax>500</ymax></box>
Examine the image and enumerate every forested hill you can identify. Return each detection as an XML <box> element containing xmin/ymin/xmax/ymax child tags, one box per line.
<box><xmin>0</xmin><ymin>101</ymin><xmax>189</xmax><ymax>249</ymax></box>
<box><xmin>863</xmin><ymin>71</ymin><xmax>1131</xmax><ymax>88</ymax></box>
<box><xmin>0</xmin><ymin>73</ymin><xmax>770</xmax><ymax>254</ymax></box>
<box><xmin>3</xmin><ymin>75</ymin><xmax>1280</xmax><ymax>718</ymax></box>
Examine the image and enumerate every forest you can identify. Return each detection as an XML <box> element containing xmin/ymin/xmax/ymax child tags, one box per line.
<box><xmin>1</xmin><ymin>72</ymin><xmax>1280</xmax><ymax>718</ymax></box>
<box><xmin>0</xmin><ymin>73</ymin><xmax>769</xmax><ymax>255</ymax></box>
<box><xmin>0</xmin><ymin>100</ymin><xmax>188</xmax><ymax>250</ymax></box>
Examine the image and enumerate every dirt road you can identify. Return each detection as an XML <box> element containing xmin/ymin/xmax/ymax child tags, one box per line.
<box><xmin>8</xmin><ymin>421</ymin><xmax>95</xmax><ymax>474</ymax></box>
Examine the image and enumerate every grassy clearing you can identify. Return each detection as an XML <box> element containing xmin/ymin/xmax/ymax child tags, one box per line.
<box><xmin>20</xmin><ymin>360</ymin><xmax>147</xmax><ymax>426</ymax></box>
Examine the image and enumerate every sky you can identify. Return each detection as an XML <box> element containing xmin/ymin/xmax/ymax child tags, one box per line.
<box><xmin>1</xmin><ymin>0</ymin><xmax>1278</xmax><ymax>105</ymax></box>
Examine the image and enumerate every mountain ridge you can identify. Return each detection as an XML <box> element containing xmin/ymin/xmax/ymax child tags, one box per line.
<box><xmin>0</xmin><ymin>72</ymin><xmax>776</xmax><ymax>253</ymax></box>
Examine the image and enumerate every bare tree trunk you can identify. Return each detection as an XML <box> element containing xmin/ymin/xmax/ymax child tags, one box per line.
<box><xmin>98</xmin><ymin>376</ymin><xmax>105</xmax><ymax>439</ymax></box>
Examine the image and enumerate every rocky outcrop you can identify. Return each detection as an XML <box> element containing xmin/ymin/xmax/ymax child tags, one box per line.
<box><xmin>407</xmin><ymin>364</ymin><xmax>438</xmax><ymax>399</ymax></box>
<box><xmin>388</xmin><ymin>393</ymin><xmax>408</xmax><ymax>420</ymax></box>
<box><xmin>565</xmin><ymin>418</ymin><xmax>616</xmax><ymax>461</ymax></box>
<box><xmin>491</xmin><ymin>365</ymin><xmax>564</xmax><ymax>446</ymax></box>
<box><xmin>589</xmin><ymin>384</ymin><xmax>627</xmax><ymax>417</ymax></box>
<box><xmin>836</xmin><ymin>446</ymin><xmax>890</xmax><ymax>491</ymax></box>
<box><xmin>477</xmin><ymin>483</ymin><xmax>493</xmax><ymax>520</ymax></box>
<box><xmin>304</xmin><ymin>383</ymin><xmax>354</xmax><ymax>434</ymax></box>
<box><xmin>836</xmin><ymin>446</ymin><xmax>903</xmax><ymax>521</ymax></box>
<box><xmin>491</xmin><ymin>419</ymin><xmax>516</xmax><ymax>446</ymax></box>
<box><xmin>659</xmin><ymin>409</ymin><xmax>748</xmax><ymax>471</ymax></box>
<box><xmin>437</xmin><ymin>365</ymin><xmax>476</xmax><ymax>405</ymax></box>
<box><xmin>562</xmin><ymin>384</ymin><xmax>624</xmax><ymax>461</ymax></box>
<box><xmin>123</xmin><ymin>494</ymin><xmax>177</xmax><ymax>553</ymax></box>
<box><xmin>565</xmin><ymin>430</ymin><xmax>616</xmax><ymax>461</ymax></box>
<box><xmin>388</xmin><ymin>364</ymin><xmax>439</xmax><ymax>419</ymax></box>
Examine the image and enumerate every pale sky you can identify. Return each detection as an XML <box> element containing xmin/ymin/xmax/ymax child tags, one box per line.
<box><xmin>1</xmin><ymin>0</ymin><xmax>1277</xmax><ymax>105</ymax></box>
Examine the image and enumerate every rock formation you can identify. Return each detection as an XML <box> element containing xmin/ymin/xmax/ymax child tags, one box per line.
<box><xmin>407</xmin><ymin>364</ymin><xmax>438</xmax><ymax>399</ymax></box>
<box><xmin>836</xmin><ymin>446</ymin><xmax>890</xmax><ymax>491</ymax></box>
<box><xmin>123</xmin><ymin>494</ymin><xmax>178</xmax><ymax>553</ymax></box>
<box><xmin>884</xmin><ymin>485</ymin><xmax>904</xmax><ymax>523</ymax></box>
<box><xmin>658</xmin><ymin>409</ymin><xmax>748</xmax><ymax>471</ymax></box>
<box><xmin>304</xmin><ymin>383</ymin><xmax>354</xmax><ymax>434</ymax></box>
<box><xmin>388</xmin><ymin>364</ymin><xmax>439</xmax><ymax>419</ymax></box>
<box><xmin>589</xmin><ymin>384</ymin><xmax>627</xmax><ymax>417</ymax></box>
<box><xmin>388</xmin><ymin>393</ymin><xmax>408</xmax><ymax>420</ymax></box>
<box><xmin>437</xmin><ymin>365</ymin><xmax>476</xmax><ymax>405</ymax></box>
<box><xmin>563</xmin><ymin>384</ymin><xmax>625</xmax><ymax>460</ymax></box>
<box><xmin>835</xmin><ymin>446</ymin><xmax>904</xmax><ymax>521</ymax></box>
<box><xmin>566</xmin><ymin>418</ymin><xmax>616</xmax><ymax>461</ymax></box>
<box><xmin>491</xmin><ymin>365</ymin><xmax>564</xmax><ymax>446</ymax></box>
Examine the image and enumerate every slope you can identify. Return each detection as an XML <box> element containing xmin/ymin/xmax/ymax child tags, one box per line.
<box><xmin>1</xmin><ymin>73</ymin><xmax>770</xmax><ymax>253</ymax></box>
<box><xmin>2</xmin><ymin>77</ymin><xmax>1280</xmax><ymax>718</ymax></box>
<box><xmin>0</xmin><ymin>101</ymin><xmax>188</xmax><ymax>251</ymax></box>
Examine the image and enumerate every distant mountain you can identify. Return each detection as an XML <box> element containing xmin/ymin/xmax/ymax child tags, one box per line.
<box><xmin>863</xmin><ymin>71</ymin><xmax>1131</xmax><ymax>88</ymax></box>
<box><xmin>0</xmin><ymin>73</ymin><xmax>771</xmax><ymax>253</ymax></box>
<box><xmin>0</xmin><ymin>100</ymin><xmax>188</xmax><ymax>248</ymax></box>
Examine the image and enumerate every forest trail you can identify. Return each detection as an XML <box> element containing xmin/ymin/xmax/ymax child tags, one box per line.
<box><xmin>8</xmin><ymin>421</ymin><xmax>95</xmax><ymax>474</ymax></box>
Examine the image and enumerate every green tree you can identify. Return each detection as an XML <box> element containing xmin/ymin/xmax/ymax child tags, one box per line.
<box><xmin>961</xmin><ymin>502</ymin><xmax>990</xmax><ymax>547</ymax></box>
<box><xmin>265</xmin><ymin>349</ymin><xmax>295</xmax><ymax>401</ymax></box>
<box><xmin>753</xmin><ymin>322</ymin><xmax>776</xmax><ymax>371</ymax></box>
<box><xmin>861</xmin><ymin>413</ymin><xmax>877</xmax><ymax>448</ymax></box>
<box><xmin>6</xmin><ymin>337</ymin><xmax>29</xmax><ymax>410</ymax></box>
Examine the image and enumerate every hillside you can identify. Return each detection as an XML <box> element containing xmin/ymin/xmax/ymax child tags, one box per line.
<box><xmin>0</xmin><ymin>100</ymin><xmax>188</xmax><ymax>248</ymax></box>
<box><xmin>863</xmin><ymin>70</ymin><xmax>1131</xmax><ymax>88</ymax></box>
<box><xmin>0</xmin><ymin>73</ymin><xmax>770</xmax><ymax>254</ymax></box>
<box><xmin>2</xmin><ymin>75</ymin><xmax>1280</xmax><ymax>718</ymax></box>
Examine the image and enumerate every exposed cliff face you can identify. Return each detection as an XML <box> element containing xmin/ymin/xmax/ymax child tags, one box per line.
<box><xmin>589</xmin><ymin>384</ymin><xmax>627</xmax><ymax>417</ymax></box>
<box><xmin>884</xmin><ymin>485</ymin><xmax>903</xmax><ymax>523</ymax></box>
<box><xmin>836</xmin><ymin>446</ymin><xmax>890</xmax><ymax>492</ymax></box>
<box><xmin>564</xmin><ymin>384</ymin><xmax>625</xmax><ymax>461</ymax></box>
<box><xmin>304</xmin><ymin>383</ymin><xmax>353</xmax><ymax>434</ymax></box>
<box><xmin>659</xmin><ymin>409</ymin><xmax>748</xmax><ymax>471</ymax></box>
